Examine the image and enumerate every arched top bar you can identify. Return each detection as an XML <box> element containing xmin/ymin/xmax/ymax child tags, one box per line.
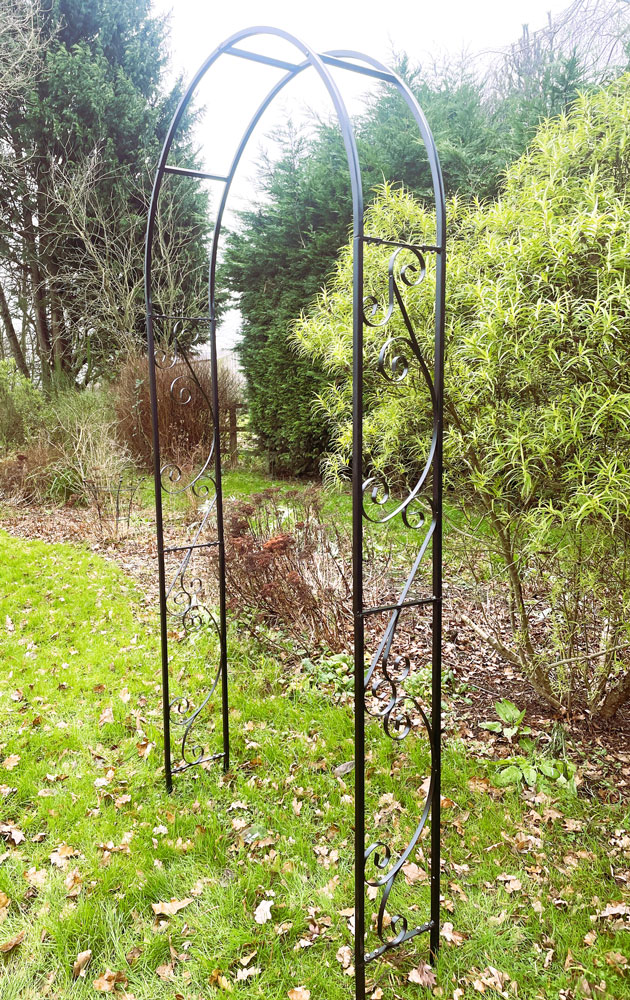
<box><xmin>144</xmin><ymin>26</ymin><xmax>446</xmax><ymax>322</ymax></box>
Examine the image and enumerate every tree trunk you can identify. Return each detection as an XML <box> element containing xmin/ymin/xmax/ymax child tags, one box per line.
<box><xmin>30</xmin><ymin>256</ymin><xmax>51</xmax><ymax>386</ymax></box>
<box><xmin>596</xmin><ymin>669</ymin><xmax>630</xmax><ymax>720</ymax></box>
<box><xmin>48</xmin><ymin>259</ymin><xmax>72</xmax><ymax>376</ymax></box>
<box><xmin>0</xmin><ymin>277</ymin><xmax>30</xmax><ymax>377</ymax></box>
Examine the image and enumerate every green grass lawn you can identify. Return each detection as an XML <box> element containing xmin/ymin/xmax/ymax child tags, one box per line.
<box><xmin>0</xmin><ymin>530</ymin><xmax>628</xmax><ymax>999</ymax></box>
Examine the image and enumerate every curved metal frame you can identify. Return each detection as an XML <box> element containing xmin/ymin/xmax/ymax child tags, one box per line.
<box><xmin>144</xmin><ymin>26</ymin><xmax>446</xmax><ymax>998</ymax></box>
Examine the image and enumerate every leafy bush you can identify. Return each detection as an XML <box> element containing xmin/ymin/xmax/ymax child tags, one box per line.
<box><xmin>295</xmin><ymin>77</ymin><xmax>630</xmax><ymax>719</ymax></box>
<box><xmin>0</xmin><ymin>386</ymin><xmax>127</xmax><ymax>503</ymax></box>
<box><xmin>0</xmin><ymin>360</ymin><xmax>42</xmax><ymax>453</ymax></box>
<box><xmin>37</xmin><ymin>388</ymin><xmax>130</xmax><ymax>502</ymax></box>
<box><xmin>221</xmin><ymin>48</ymin><xmax>594</xmax><ymax>474</ymax></box>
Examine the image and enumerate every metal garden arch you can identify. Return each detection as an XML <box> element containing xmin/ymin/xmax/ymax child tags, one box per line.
<box><xmin>144</xmin><ymin>26</ymin><xmax>446</xmax><ymax>999</ymax></box>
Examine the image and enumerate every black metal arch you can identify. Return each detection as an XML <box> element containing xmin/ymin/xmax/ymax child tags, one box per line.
<box><xmin>144</xmin><ymin>26</ymin><xmax>446</xmax><ymax>999</ymax></box>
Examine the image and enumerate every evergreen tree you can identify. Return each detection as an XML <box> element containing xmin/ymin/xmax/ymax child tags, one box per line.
<box><xmin>0</xmin><ymin>0</ymin><xmax>209</xmax><ymax>386</ymax></box>
<box><xmin>221</xmin><ymin>59</ymin><xmax>532</xmax><ymax>473</ymax></box>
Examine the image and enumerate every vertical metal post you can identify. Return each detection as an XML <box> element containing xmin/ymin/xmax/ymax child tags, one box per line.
<box><xmin>145</xmin><ymin>310</ymin><xmax>173</xmax><ymax>793</ymax></box>
<box><xmin>430</xmin><ymin>246</ymin><xmax>446</xmax><ymax>962</ymax></box>
<box><xmin>352</xmin><ymin>233</ymin><xmax>365</xmax><ymax>1000</ymax></box>
<box><xmin>229</xmin><ymin>403</ymin><xmax>238</xmax><ymax>466</ymax></box>
<box><xmin>209</xmin><ymin>312</ymin><xmax>230</xmax><ymax>772</ymax></box>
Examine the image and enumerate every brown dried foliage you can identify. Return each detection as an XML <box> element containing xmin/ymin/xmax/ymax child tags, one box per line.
<box><xmin>216</xmin><ymin>487</ymin><xmax>388</xmax><ymax>652</ymax></box>
<box><xmin>0</xmin><ymin>442</ymin><xmax>58</xmax><ymax>501</ymax></box>
<box><xmin>114</xmin><ymin>348</ymin><xmax>241</xmax><ymax>469</ymax></box>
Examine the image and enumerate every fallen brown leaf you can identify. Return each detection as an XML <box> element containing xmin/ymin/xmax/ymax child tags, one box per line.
<box><xmin>93</xmin><ymin>968</ymin><xmax>128</xmax><ymax>993</ymax></box>
<box><xmin>50</xmin><ymin>844</ymin><xmax>78</xmax><ymax>869</ymax></box>
<box><xmin>0</xmin><ymin>928</ymin><xmax>25</xmax><ymax>953</ymax></box>
<box><xmin>0</xmin><ymin>822</ymin><xmax>24</xmax><ymax>845</ymax></box>
<box><xmin>254</xmin><ymin>898</ymin><xmax>273</xmax><ymax>924</ymax></box>
<box><xmin>72</xmin><ymin>949</ymin><xmax>92</xmax><ymax>979</ymax></box>
<box><xmin>65</xmin><ymin>868</ymin><xmax>83</xmax><ymax>898</ymax></box>
<box><xmin>408</xmin><ymin>961</ymin><xmax>437</xmax><ymax>986</ymax></box>
<box><xmin>441</xmin><ymin>921</ymin><xmax>466</xmax><ymax>945</ymax></box>
<box><xmin>125</xmin><ymin>946</ymin><xmax>142</xmax><ymax>966</ymax></box>
<box><xmin>99</xmin><ymin>706</ymin><xmax>114</xmax><ymax>727</ymax></box>
<box><xmin>236</xmin><ymin>965</ymin><xmax>261</xmax><ymax>980</ymax></box>
<box><xmin>151</xmin><ymin>898</ymin><xmax>192</xmax><ymax>917</ymax></box>
<box><xmin>155</xmin><ymin>961</ymin><xmax>175</xmax><ymax>981</ymax></box>
<box><xmin>288</xmin><ymin>989</ymin><xmax>310</xmax><ymax>1000</ymax></box>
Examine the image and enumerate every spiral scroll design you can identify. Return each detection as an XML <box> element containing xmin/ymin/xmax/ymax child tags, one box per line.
<box><xmin>361</xmin><ymin>242</ymin><xmax>438</xmax><ymax>962</ymax></box>
<box><xmin>361</xmin><ymin>246</ymin><xmax>437</xmax><ymax>528</ymax></box>
<box><xmin>153</xmin><ymin>314</ymin><xmax>225</xmax><ymax>774</ymax></box>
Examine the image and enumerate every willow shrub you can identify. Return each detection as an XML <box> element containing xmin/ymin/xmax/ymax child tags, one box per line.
<box><xmin>294</xmin><ymin>78</ymin><xmax>630</xmax><ymax>720</ymax></box>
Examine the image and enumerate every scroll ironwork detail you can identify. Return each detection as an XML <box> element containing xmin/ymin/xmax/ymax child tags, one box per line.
<box><xmin>361</xmin><ymin>243</ymin><xmax>439</xmax><ymax>964</ymax></box>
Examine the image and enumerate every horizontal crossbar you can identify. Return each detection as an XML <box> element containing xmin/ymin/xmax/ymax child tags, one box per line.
<box><xmin>163</xmin><ymin>541</ymin><xmax>220</xmax><ymax>554</ymax></box>
<box><xmin>164</xmin><ymin>165</ymin><xmax>228</xmax><ymax>182</ymax></box>
<box><xmin>320</xmin><ymin>53</ymin><xmax>395</xmax><ymax>83</ymax></box>
<box><xmin>226</xmin><ymin>45</ymin><xmax>301</xmax><ymax>71</ymax></box>
<box><xmin>153</xmin><ymin>313</ymin><xmax>211</xmax><ymax>323</ymax></box>
<box><xmin>361</xmin><ymin>596</ymin><xmax>436</xmax><ymax>617</ymax></box>
<box><xmin>365</xmin><ymin>919</ymin><xmax>433</xmax><ymax>964</ymax></box>
<box><xmin>363</xmin><ymin>235</ymin><xmax>443</xmax><ymax>253</ymax></box>
<box><xmin>225</xmin><ymin>45</ymin><xmax>397</xmax><ymax>83</ymax></box>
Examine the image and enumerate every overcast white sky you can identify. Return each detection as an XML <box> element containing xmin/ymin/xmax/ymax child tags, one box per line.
<box><xmin>153</xmin><ymin>0</ymin><xmax>574</xmax><ymax>190</ymax></box>
<box><xmin>150</xmin><ymin>0</ymin><xmax>573</xmax><ymax>349</ymax></box>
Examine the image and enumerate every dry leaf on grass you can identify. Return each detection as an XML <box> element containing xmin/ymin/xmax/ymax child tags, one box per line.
<box><xmin>592</xmin><ymin>902</ymin><xmax>630</xmax><ymax>921</ymax></box>
<box><xmin>155</xmin><ymin>961</ymin><xmax>175</xmax><ymax>981</ymax></box>
<box><xmin>254</xmin><ymin>898</ymin><xmax>273</xmax><ymax>924</ymax></box>
<box><xmin>496</xmin><ymin>872</ymin><xmax>522</xmax><ymax>893</ymax></box>
<box><xmin>72</xmin><ymin>949</ymin><xmax>92</xmax><ymax>978</ymax></box>
<box><xmin>470</xmin><ymin>965</ymin><xmax>513</xmax><ymax>997</ymax></box>
<box><xmin>441</xmin><ymin>921</ymin><xmax>466</xmax><ymax>945</ymax></box>
<box><xmin>0</xmin><ymin>822</ymin><xmax>24</xmax><ymax>845</ymax></box>
<box><xmin>408</xmin><ymin>962</ymin><xmax>437</xmax><ymax>986</ymax></box>
<box><xmin>605</xmin><ymin>951</ymin><xmax>628</xmax><ymax>969</ymax></box>
<box><xmin>236</xmin><ymin>966</ymin><xmax>261</xmax><ymax>980</ymax></box>
<box><xmin>151</xmin><ymin>897</ymin><xmax>192</xmax><ymax>917</ymax></box>
<box><xmin>1</xmin><ymin>755</ymin><xmax>20</xmax><ymax>770</ymax></box>
<box><xmin>65</xmin><ymin>868</ymin><xmax>82</xmax><ymax>898</ymax></box>
<box><xmin>24</xmin><ymin>867</ymin><xmax>47</xmax><ymax>888</ymax></box>
<box><xmin>93</xmin><ymin>968</ymin><xmax>128</xmax><ymax>993</ymax></box>
<box><xmin>50</xmin><ymin>844</ymin><xmax>78</xmax><ymax>869</ymax></box>
<box><xmin>402</xmin><ymin>861</ymin><xmax>427</xmax><ymax>885</ymax></box>
<box><xmin>288</xmin><ymin>989</ymin><xmax>311</xmax><ymax>1000</ymax></box>
<box><xmin>336</xmin><ymin>943</ymin><xmax>354</xmax><ymax>975</ymax></box>
<box><xmin>98</xmin><ymin>706</ymin><xmax>114</xmax><ymax>727</ymax></box>
<box><xmin>0</xmin><ymin>929</ymin><xmax>25</xmax><ymax>953</ymax></box>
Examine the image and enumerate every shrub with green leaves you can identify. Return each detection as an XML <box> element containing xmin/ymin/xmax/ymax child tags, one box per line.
<box><xmin>295</xmin><ymin>76</ymin><xmax>630</xmax><ymax>719</ymax></box>
<box><xmin>0</xmin><ymin>360</ymin><xmax>42</xmax><ymax>452</ymax></box>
